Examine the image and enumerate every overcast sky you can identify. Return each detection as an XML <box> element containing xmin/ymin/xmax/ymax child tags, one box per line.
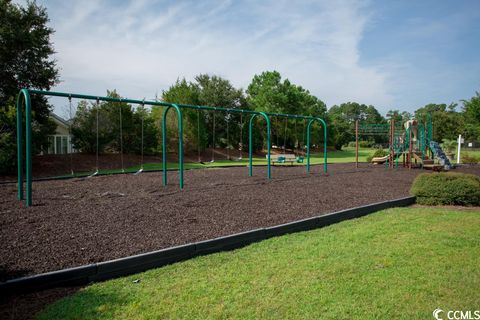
<box><xmin>17</xmin><ymin>0</ymin><xmax>480</xmax><ymax>116</ymax></box>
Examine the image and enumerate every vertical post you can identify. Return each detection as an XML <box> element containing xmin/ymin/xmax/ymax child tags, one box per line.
<box><xmin>162</xmin><ymin>104</ymin><xmax>183</xmax><ymax>189</ymax></box>
<box><xmin>355</xmin><ymin>120</ymin><xmax>359</xmax><ymax>168</ymax></box>
<box><xmin>25</xmin><ymin>90</ymin><xmax>32</xmax><ymax>207</ymax></box>
<box><xmin>323</xmin><ymin>119</ymin><xmax>328</xmax><ymax>174</ymax></box>
<box><xmin>249</xmin><ymin>115</ymin><xmax>254</xmax><ymax>177</ymax></box>
<box><xmin>249</xmin><ymin>112</ymin><xmax>271</xmax><ymax>179</ymax></box>
<box><xmin>306</xmin><ymin>121</ymin><xmax>311</xmax><ymax>173</ymax></box>
<box><xmin>390</xmin><ymin>118</ymin><xmax>395</xmax><ymax>169</ymax></box>
<box><xmin>408</xmin><ymin>126</ymin><xmax>413</xmax><ymax>169</ymax></box>
<box><xmin>420</xmin><ymin>122</ymin><xmax>425</xmax><ymax>168</ymax></box>
<box><xmin>162</xmin><ymin>109</ymin><xmax>167</xmax><ymax>186</ymax></box>
<box><xmin>306</xmin><ymin>118</ymin><xmax>327</xmax><ymax>174</ymax></box>
<box><xmin>457</xmin><ymin>134</ymin><xmax>462</xmax><ymax>164</ymax></box>
<box><xmin>16</xmin><ymin>92</ymin><xmax>24</xmax><ymax>200</ymax></box>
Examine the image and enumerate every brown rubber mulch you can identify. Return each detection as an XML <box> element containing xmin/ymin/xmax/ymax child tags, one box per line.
<box><xmin>1</xmin><ymin>163</ymin><xmax>478</xmax><ymax>281</ymax></box>
<box><xmin>1</xmin><ymin>163</ymin><xmax>479</xmax><ymax>320</ymax></box>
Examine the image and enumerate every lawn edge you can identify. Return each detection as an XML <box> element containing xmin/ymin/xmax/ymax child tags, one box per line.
<box><xmin>0</xmin><ymin>196</ymin><xmax>415</xmax><ymax>296</ymax></box>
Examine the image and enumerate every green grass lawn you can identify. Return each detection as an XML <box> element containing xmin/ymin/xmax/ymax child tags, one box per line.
<box><xmin>38</xmin><ymin>207</ymin><xmax>480</xmax><ymax>319</ymax></box>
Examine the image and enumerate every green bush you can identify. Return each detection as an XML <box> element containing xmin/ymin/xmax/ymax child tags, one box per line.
<box><xmin>366</xmin><ymin>148</ymin><xmax>388</xmax><ymax>162</ymax></box>
<box><xmin>347</xmin><ymin>140</ymin><xmax>375</xmax><ymax>148</ymax></box>
<box><xmin>410</xmin><ymin>172</ymin><xmax>480</xmax><ymax>206</ymax></box>
<box><xmin>0</xmin><ymin>132</ymin><xmax>17</xmax><ymax>174</ymax></box>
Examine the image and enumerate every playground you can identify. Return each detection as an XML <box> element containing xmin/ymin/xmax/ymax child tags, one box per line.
<box><xmin>2</xmin><ymin>88</ymin><xmax>480</xmax><ymax>320</ymax></box>
<box><xmin>4</xmin><ymin>88</ymin><xmax>479</xmax><ymax>280</ymax></box>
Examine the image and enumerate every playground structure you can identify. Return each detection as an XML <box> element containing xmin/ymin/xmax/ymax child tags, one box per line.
<box><xmin>15</xmin><ymin>89</ymin><xmax>328</xmax><ymax>207</ymax></box>
<box><xmin>355</xmin><ymin>114</ymin><xmax>452</xmax><ymax>170</ymax></box>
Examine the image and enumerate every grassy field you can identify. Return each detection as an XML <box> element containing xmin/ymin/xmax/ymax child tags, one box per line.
<box><xmin>38</xmin><ymin>207</ymin><xmax>480</xmax><ymax>319</ymax></box>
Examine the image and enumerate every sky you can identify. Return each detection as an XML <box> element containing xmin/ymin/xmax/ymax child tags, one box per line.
<box><xmin>16</xmin><ymin>0</ymin><xmax>480</xmax><ymax>116</ymax></box>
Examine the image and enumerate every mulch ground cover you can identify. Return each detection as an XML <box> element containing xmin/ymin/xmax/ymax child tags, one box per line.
<box><xmin>1</xmin><ymin>163</ymin><xmax>479</xmax><ymax>319</ymax></box>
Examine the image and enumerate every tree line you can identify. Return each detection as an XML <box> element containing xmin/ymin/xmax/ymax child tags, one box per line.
<box><xmin>1</xmin><ymin>1</ymin><xmax>479</xmax><ymax>173</ymax></box>
<box><xmin>69</xmin><ymin>71</ymin><xmax>480</xmax><ymax>155</ymax></box>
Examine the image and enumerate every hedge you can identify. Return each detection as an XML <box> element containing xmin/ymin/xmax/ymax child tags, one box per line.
<box><xmin>410</xmin><ymin>172</ymin><xmax>480</xmax><ymax>206</ymax></box>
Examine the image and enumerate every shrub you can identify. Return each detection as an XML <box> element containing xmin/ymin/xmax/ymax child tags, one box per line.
<box><xmin>359</xmin><ymin>140</ymin><xmax>375</xmax><ymax>148</ymax></box>
<box><xmin>0</xmin><ymin>132</ymin><xmax>16</xmax><ymax>175</ymax></box>
<box><xmin>366</xmin><ymin>148</ymin><xmax>388</xmax><ymax>162</ymax></box>
<box><xmin>410</xmin><ymin>172</ymin><xmax>480</xmax><ymax>206</ymax></box>
<box><xmin>347</xmin><ymin>140</ymin><xmax>375</xmax><ymax>148</ymax></box>
<box><xmin>441</xmin><ymin>138</ymin><xmax>457</xmax><ymax>154</ymax></box>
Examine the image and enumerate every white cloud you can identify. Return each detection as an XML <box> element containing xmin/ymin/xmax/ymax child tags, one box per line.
<box><xmin>33</xmin><ymin>0</ymin><xmax>393</xmax><ymax>113</ymax></box>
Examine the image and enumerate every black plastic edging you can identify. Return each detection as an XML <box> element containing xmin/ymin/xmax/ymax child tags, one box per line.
<box><xmin>0</xmin><ymin>196</ymin><xmax>415</xmax><ymax>296</ymax></box>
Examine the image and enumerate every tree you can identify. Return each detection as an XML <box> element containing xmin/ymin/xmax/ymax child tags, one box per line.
<box><xmin>246</xmin><ymin>71</ymin><xmax>327</xmax><ymax>150</ymax></box>
<box><xmin>71</xmin><ymin>90</ymin><xmax>158</xmax><ymax>155</ymax></box>
<box><xmin>157</xmin><ymin>75</ymin><xmax>246</xmax><ymax>153</ymax></box>
<box><xmin>195</xmin><ymin>74</ymin><xmax>247</xmax><ymax>150</ymax></box>
<box><xmin>329</xmin><ymin>102</ymin><xmax>386</xmax><ymax>149</ymax></box>
<box><xmin>414</xmin><ymin>103</ymin><xmax>463</xmax><ymax>142</ymax></box>
<box><xmin>462</xmin><ymin>92</ymin><xmax>480</xmax><ymax>141</ymax></box>
<box><xmin>0</xmin><ymin>0</ymin><xmax>59</xmax><ymax>173</ymax></box>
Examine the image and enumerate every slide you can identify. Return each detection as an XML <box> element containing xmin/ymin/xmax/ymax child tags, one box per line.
<box><xmin>429</xmin><ymin>141</ymin><xmax>451</xmax><ymax>169</ymax></box>
<box><xmin>371</xmin><ymin>155</ymin><xmax>389</xmax><ymax>164</ymax></box>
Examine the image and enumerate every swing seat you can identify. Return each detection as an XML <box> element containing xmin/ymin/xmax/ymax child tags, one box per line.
<box><xmin>296</xmin><ymin>156</ymin><xmax>304</xmax><ymax>163</ymax></box>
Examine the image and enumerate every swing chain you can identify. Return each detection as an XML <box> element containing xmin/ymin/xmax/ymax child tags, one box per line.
<box><xmin>119</xmin><ymin>99</ymin><xmax>124</xmax><ymax>173</ymax></box>
<box><xmin>140</xmin><ymin>100</ymin><xmax>145</xmax><ymax>169</ymax></box>
<box><xmin>68</xmin><ymin>95</ymin><xmax>74</xmax><ymax>175</ymax></box>
<box><xmin>226</xmin><ymin>112</ymin><xmax>230</xmax><ymax>160</ymax></box>
<box><xmin>95</xmin><ymin>98</ymin><xmax>100</xmax><ymax>172</ymax></box>
<box><xmin>197</xmin><ymin>109</ymin><xmax>202</xmax><ymax>163</ymax></box>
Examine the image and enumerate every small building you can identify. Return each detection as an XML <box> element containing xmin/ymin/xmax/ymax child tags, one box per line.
<box><xmin>45</xmin><ymin>113</ymin><xmax>75</xmax><ymax>154</ymax></box>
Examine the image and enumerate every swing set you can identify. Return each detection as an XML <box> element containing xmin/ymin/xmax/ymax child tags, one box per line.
<box><xmin>16</xmin><ymin>89</ymin><xmax>328</xmax><ymax>207</ymax></box>
<box><xmin>196</xmin><ymin>110</ymin><xmax>244</xmax><ymax>163</ymax></box>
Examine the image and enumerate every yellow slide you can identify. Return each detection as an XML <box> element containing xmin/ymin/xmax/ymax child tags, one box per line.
<box><xmin>371</xmin><ymin>155</ymin><xmax>389</xmax><ymax>164</ymax></box>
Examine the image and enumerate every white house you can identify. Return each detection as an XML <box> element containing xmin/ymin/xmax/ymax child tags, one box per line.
<box><xmin>45</xmin><ymin>113</ymin><xmax>75</xmax><ymax>154</ymax></box>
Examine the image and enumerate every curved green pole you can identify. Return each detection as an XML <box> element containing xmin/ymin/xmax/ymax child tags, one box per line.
<box><xmin>16</xmin><ymin>89</ymin><xmax>32</xmax><ymax>206</ymax></box>
<box><xmin>162</xmin><ymin>104</ymin><xmax>184</xmax><ymax>189</ymax></box>
<box><xmin>306</xmin><ymin>118</ymin><xmax>328</xmax><ymax>174</ymax></box>
<box><xmin>249</xmin><ymin>112</ymin><xmax>271</xmax><ymax>179</ymax></box>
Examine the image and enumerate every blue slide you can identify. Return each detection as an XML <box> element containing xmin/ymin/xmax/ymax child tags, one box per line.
<box><xmin>429</xmin><ymin>141</ymin><xmax>452</xmax><ymax>169</ymax></box>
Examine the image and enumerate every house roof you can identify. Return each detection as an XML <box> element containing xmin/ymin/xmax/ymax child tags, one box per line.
<box><xmin>50</xmin><ymin>113</ymin><xmax>71</xmax><ymax>128</ymax></box>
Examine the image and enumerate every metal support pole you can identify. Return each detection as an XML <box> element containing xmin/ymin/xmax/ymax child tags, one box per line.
<box><xmin>457</xmin><ymin>134</ymin><xmax>462</xmax><ymax>164</ymax></box>
<box><xmin>24</xmin><ymin>90</ymin><xmax>32</xmax><ymax>206</ymax></box>
<box><xmin>16</xmin><ymin>91</ymin><xmax>24</xmax><ymax>200</ymax></box>
<box><xmin>408</xmin><ymin>127</ymin><xmax>413</xmax><ymax>169</ymax></box>
<box><xmin>249</xmin><ymin>112</ymin><xmax>271</xmax><ymax>179</ymax></box>
<box><xmin>306</xmin><ymin>118</ymin><xmax>328</xmax><ymax>174</ymax></box>
<box><xmin>16</xmin><ymin>89</ymin><xmax>32</xmax><ymax>206</ymax></box>
<box><xmin>355</xmin><ymin>120</ymin><xmax>359</xmax><ymax>168</ymax></box>
<box><xmin>162</xmin><ymin>104</ymin><xmax>183</xmax><ymax>189</ymax></box>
